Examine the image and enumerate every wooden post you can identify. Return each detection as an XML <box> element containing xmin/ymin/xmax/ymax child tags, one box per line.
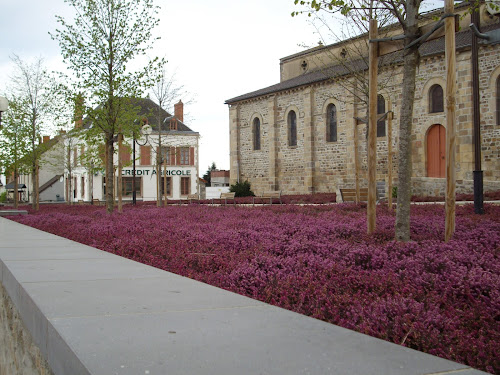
<box><xmin>353</xmin><ymin>83</ymin><xmax>360</xmax><ymax>203</ymax></box>
<box><xmin>367</xmin><ymin>18</ymin><xmax>378</xmax><ymax>234</ymax></box>
<box><xmin>387</xmin><ymin>101</ymin><xmax>393</xmax><ymax>211</ymax></box>
<box><xmin>445</xmin><ymin>0</ymin><xmax>456</xmax><ymax>242</ymax></box>
<box><xmin>117</xmin><ymin>133</ymin><xmax>123</xmax><ymax>213</ymax></box>
<box><xmin>163</xmin><ymin>160</ymin><xmax>167</xmax><ymax>204</ymax></box>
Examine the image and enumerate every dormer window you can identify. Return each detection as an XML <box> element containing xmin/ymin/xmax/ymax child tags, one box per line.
<box><xmin>169</xmin><ymin>118</ymin><xmax>177</xmax><ymax>130</ymax></box>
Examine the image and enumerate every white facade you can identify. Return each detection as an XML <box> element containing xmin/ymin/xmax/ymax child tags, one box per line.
<box><xmin>65</xmin><ymin>99</ymin><xmax>200</xmax><ymax>202</ymax></box>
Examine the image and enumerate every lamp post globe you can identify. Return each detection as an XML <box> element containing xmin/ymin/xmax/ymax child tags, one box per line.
<box><xmin>0</xmin><ymin>97</ymin><xmax>8</xmax><ymax>127</ymax></box>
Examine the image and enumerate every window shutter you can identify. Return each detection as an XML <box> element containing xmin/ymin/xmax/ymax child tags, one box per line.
<box><xmin>176</xmin><ymin>147</ymin><xmax>181</xmax><ymax>166</ymax></box>
<box><xmin>190</xmin><ymin>147</ymin><xmax>195</xmax><ymax>166</ymax></box>
<box><xmin>120</xmin><ymin>144</ymin><xmax>130</xmax><ymax>163</ymax></box>
<box><xmin>169</xmin><ymin>147</ymin><xmax>175</xmax><ymax>166</ymax></box>
<box><xmin>98</xmin><ymin>144</ymin><xmax>106</xmax><ymax>166</ymax></box>
<box><xmin>140</xmin><ymin>145</ymin><xmax>151</xmax><ymax>165</ymax></box>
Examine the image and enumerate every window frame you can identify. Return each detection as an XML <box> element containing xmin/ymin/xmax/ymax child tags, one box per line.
<box><xmin>253</xmin><ymin>117</ymin><xmax>261</xmax><ymax>150</ymax></box>
<box><xmin>429</xmin><ymin>84</ymin><xmax>444</xmax><ymax>113</ymax></box>
<box><xmin>179</xmin><ymin>147</ymin><xmax>190</xmax><ymax>165</ymax></box>
<box><xmin>160</xmin><ymin>176</ymin><xmax>172</xmax><ymax>197</ymax></box>
<box><xmin>326</xmin><ymin>103</ymin><xmax>338</xmax><ymax>142</ymax></box>
<box><xmin>377</xmin><ymin>95</ymin><xmax>386</xmax><ymax>138</ymax></box>
<box><xmin>120</xmin><ymin>176</ymin><xmax>142</xmax><ymax>197</ymax></box>
<box><xmin>288</xmin><ymin>110</ymin><xmax>297</xmax><ymax>147</ymax></box>
<box><xmin>180</xmin><ymin>176</ymin><xmax>190</xmax><ymax>196</ymax></box>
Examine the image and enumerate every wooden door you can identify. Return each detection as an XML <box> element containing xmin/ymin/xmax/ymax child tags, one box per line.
<box><xmin>427</xmin><ymin>124</ymin><xmax>446</xmax><ymax>178</ymax></box>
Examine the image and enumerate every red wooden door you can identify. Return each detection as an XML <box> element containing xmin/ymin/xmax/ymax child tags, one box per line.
<box><xmin>427</xmin><ymin>124</ymin><xmax>446</xmax><ymax>178</ymax></box>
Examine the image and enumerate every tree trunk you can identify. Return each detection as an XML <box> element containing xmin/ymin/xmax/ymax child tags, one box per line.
<box><xmin>13</xmin><ymin>168</ymin><xmax>18</xmax><ymax>209</ymax></box>
<box><xmin>163</xmin><ymin>160</ymin><xmax>167</xmax><ymax>204</ymax></box>
<box><xmin>395</xmin><ymin>45</ymin><xmax>420</xmax><ymax>242</ymax></box>
<box><xmin>35</xmin><ymin>159</ymin><xmax>39</xmax><ymax>210</ymax></box>
<box><xmin>105</xmin><ymin>134</ymin><xmax>115</xmax><ymax>213</ymax></box>
<box><xmin>117</xmin><ymin>133</ymin><xmax>123</xmax><ymax>213</ymax></box>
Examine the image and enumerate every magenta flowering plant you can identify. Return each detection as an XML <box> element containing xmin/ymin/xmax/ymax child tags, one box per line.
<box><xmin>9</xmin><ymin>202</ymin><xmax>500</xmax><ymax>374</ymax></box>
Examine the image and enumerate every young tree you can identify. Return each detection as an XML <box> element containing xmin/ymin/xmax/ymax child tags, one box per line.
<box><xmin>293</xmin><ymin>0</ymin><xmax>440</xmax><ymax>241</ymax></box>
<box><xmin>51</xmin><ymin>0</ymin><xmax>164</xmax><ymax>213</ymax></box>
<box><xmin>0</xmin><ymin>98</ymin><xmax>31</xmax><ymax>208</ymax></box>
<box><xmin>8</xmin><ymin>55</ymin><xmax>55</xmax><ymax>211</ymax></box>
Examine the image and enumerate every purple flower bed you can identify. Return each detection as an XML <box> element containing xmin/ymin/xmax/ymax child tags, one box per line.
<box><xmin>9</xmin><ymin>203</ymin><xmax>500</xmax><ymax>374</ymax></box>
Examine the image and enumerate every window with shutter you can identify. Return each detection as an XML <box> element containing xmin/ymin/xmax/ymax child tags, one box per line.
<box><xmin>180</xmin><ymin>147</ymin><xmax>190</xmax><ymax>165</ymax></box>
<box><xmin>160</xmin><ymin>177</ymin><xmax>172</xmax><ymax>196</ymax></box>
<box><xmin>120</xmin><ymin>177</ymin><xmax>141</xmax><ymax>197</ymax></box>
<box><xmin>180</xmin><ymin>177</ymin><xmax>190</xmax><ymax>195</ymax></box>
<box><xmin>120</xmin><ymin>144</ymin><xmax>130</xmax><ymax>163</ymax></box>
<box><xmin>140</xmin><ymin>146</ymin><xmax>151</xmax><ymax>165</ymax></box>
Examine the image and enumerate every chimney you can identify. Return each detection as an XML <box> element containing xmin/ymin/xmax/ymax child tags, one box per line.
<box><xmin>74</xmin><ymin>94</ymin><xmax>84</xmax><ymax>129</ymax></box>
<box><xmin>43</xmin><ymin>136</ymin><xmax>50</xmax><ymax>143</ymax></box>
<box><xmin>174</xmin><ymin>100</ymin><xmax>183</xmax><ymax>123</ymax></box>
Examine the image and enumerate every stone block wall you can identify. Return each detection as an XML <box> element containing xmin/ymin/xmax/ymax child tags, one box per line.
<box><xmin>230</xmin><ymin>42</ymin><xmax>500</xmax><ymax>197</ymax></box>
<box><xmin>0</xmin><ymin>282</ymin><xmax>53</xmax><ymax>375</ymax></box>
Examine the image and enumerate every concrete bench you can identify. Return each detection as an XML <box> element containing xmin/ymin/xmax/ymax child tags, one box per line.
<box><xmin>0</xmin><ymin>210</ymin><xmax>28</xmax><ymax>216</ymax></box>
<box><xmin>187</xmin><ymin>193</ymin><xmax>199</xmax><ymax>203</ymax></box>
<box><xmin>212</xmin><ymin>192</ymin><xmax>235</xmax><ymax>205</ymax></box>
<box><xmin>340</xmin><ymin>188</ymin><xmax>368</xmax><ymax>202</ymax></box>
<box><xmin>253</xmin><ymin>191</ymin><xmax>282</xmax><ymax>205</ymax></box>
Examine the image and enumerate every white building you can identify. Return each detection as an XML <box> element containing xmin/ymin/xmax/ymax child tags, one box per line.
<box><xmin>66</xmin><ymin>98</ymin><xmax>200</xmax><ymax>202</ymax></box>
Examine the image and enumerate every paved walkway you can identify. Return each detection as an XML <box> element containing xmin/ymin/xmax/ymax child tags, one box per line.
<box><xmin>0</xmin><ymin>217</ymin><xmax>488</xmax><ymax>375</ymax></box>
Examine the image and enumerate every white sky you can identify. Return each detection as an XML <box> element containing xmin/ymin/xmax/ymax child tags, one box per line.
<box><xmin>0</xmin><ymin>0</ymin><xmax>321</xmax><ymax>175</ymax></box>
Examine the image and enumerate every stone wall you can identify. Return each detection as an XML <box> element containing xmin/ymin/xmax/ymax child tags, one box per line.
<box><xmin>0</xmin><ymin>282</ymin><xmax>53</xmax><ymax>375</ymax></box>
<box><xmin>230</xmin><ymin>40</ymin><xmax>500</xmax><ymax>197</ymax></box>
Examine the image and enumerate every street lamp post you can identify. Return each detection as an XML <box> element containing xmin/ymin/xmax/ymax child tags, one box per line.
<box><xmin>0</xmin><ymin>97</ymin><xmax>8</xmax><ymax>128</ymax></box>
<box><xmin>132</xmin><ymin>124</ymin><xmax>151</xmax><ymax>205</ymax></box>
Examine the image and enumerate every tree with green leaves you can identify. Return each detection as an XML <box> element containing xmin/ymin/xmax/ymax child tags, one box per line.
<box><xmin>0</xmin><ymin>98</ymin><xmax>31</xmax><ymax>208</ymax></box>
<box><xmin>7</xmin><ymin>55</ymin><xmax>56</xmax><ymax>211</ymax></box>
<box><xmin>51</xmin><ymin>0</ymin><xmax>164</xmax><ymax>213</ymax></box>
<box><xmin>203</xmin><ymin>162</ymin><xmax>217</xmax><ymax>187</ymax></box>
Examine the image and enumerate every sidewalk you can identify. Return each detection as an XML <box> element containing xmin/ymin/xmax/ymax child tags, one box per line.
<box><xmin>0</xmin><ymin>217</ymin><xmax>488</xmax><ymax>375</ymax></box>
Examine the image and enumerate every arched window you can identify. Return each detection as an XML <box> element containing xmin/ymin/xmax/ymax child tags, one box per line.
<box><xmin>253</xmin><ymin>117</ymin><xmax>261</xmax><ymax>150</ymax></box>
<box><xmin>496</xmin><ymin>76</ymin><xmax>500</xmax><ymax>125</ymax></box>
<box><xmin>377</xmin><ymin>95</ymin><xmax>386</xmax><ymax>137</ymax></box>
<box><xmin>326</xmin><ymin>104</ymin><xmax>337</xmax><ymax>142</ymax></box>
<box><xmin>429</xmin><ymin>84</ymin><xmax>444</xmax><ymax>113</ymax></box>
<box><xmin>288</xmin><ymin>110</ymin><xmax>297</xmax><ymax>146</ymax></box>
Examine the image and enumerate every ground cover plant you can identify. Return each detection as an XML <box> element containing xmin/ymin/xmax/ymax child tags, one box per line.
<box><xmin>8</xmin><ymin>203</ymin><xmax>500</xmax><ymax>374</ymax></box>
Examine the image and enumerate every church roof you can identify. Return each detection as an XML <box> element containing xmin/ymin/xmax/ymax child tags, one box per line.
<box><xmin>225</xmin><ymin>22</ymin><xmax>500</xmax><ymax>105</ymax></box>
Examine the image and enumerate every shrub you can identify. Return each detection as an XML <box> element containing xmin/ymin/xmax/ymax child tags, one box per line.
<box><xmin>230</xmin><ymin>180</ymin><xmax>255</xmax><ymax>197</ymax></box>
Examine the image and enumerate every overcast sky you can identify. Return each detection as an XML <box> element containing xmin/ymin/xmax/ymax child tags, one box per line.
<box><xmin>0</xmin><ymin>0</ymin><xmax>324</xmax><ymax>175</ymax></box>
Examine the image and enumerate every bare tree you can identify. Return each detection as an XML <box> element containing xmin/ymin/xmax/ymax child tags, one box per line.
<box><xmin>8</xmin><ymin>55</ymin><xmax>54</xmax><ymax>211</ymax></box>
<box><xmin>149</xmin><ymin>67</ymin><xmax>195</xmax><ymax>206</ymax></box>
<box><xmin>293</xmin><ymin>0</ymin><xmax>446</xmax><ymax>241</ymax></box>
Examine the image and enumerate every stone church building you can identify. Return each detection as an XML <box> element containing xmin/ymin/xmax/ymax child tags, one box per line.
<box><xmin>226</xmin><ymin>3</ymin><xmax>500</xmax><ymax>198</ymax></box>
